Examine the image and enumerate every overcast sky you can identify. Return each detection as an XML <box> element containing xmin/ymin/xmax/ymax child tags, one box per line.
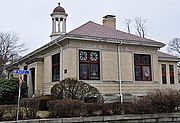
<box><xmin>0</xmin><ymin>0</ymin><xmax>180</xmax><ymax>55</ymax></box>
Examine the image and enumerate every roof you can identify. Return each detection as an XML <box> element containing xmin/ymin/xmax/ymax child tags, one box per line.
<box><xmin>67</xmin><ymin>21</ymin><xmax>165</xmax><ymax>47</ymax></box>
<box><xmin>7</xmin><ymin>21</ymin><xmax>167</xmax><ymax>69</ymax></box>
<box><xmin>157</xmin><ymin>51</ymin><xmax>180</xmax><ymax>62</ymax></box>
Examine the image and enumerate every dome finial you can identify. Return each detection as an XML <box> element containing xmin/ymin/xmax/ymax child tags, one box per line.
<box><xmin>58</xmin><ymin>3</ymin><xmax>60</xmax><ymax>6</ymax></box>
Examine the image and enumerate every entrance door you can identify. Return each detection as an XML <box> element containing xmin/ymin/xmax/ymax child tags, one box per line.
<box><xmin>29</xmin><ymin>68</ymin><xmax>35</xmax><ymax>96</ymax></box>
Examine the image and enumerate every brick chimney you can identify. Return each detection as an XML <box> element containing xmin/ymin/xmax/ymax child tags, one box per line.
<box><xmin>102</xmin><ymin>15</ymin><xmax>116</xmax><ymax>29</ymax></box>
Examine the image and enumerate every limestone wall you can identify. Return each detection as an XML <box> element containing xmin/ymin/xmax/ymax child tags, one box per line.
<box><xmin>19</xmin><ymin>39</ymin><xmax>179</xmax><ymax>96</ymax></box>
<box><xmin>62</xmin><ymin>48</ymin><xmax>77</xmax><ymax>79</ymax></box>
<box><xmin>120</xmin><ymin>44</ymin><xmax>159</xmax><ymax>83</ymax></box>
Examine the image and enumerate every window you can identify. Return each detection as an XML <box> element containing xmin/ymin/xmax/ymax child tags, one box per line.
<box><xmin>169</xmin><ymin>65</ymin><xmax>174</xmax><ymax>84</ymax></box>
<box><xmin>161</xmin><ymin>64</ymin><xmax>167</xmax><ymax>84</ymax></box>
<box><xmin>24</xmin><ymin>66</ymin><xmax>28</xmax><ymax>82</ymax></box>
<box><xmin>134</xmin><ymin>54</ymin><xmax>151</xmax><ymax>81</ymax></box>
<box><xmin>79</xmin><ymin>50</ymin><xmax>100</xmax><ymax>80</ymax></box>
<box><xmin>52</xmin><ymin>53</ymin><xmax>60</xmax><ymax>82</ymax></box>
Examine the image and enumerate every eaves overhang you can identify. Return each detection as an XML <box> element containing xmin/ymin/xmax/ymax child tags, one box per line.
<box><xmin>6</xmin><ymin>35</ymin><xmax>66</xmax><ymax>69</ymax></box>
<box><xmin>7</xmin><ymin>33</ymin><xmax>165</xmax><ymax>69</ymax></box>
<box><xmin>25</xmin><ymin>58</ymin><xmax>44</xmax><ymax>65</ymax></box>
<box><xmin>65</xmin><ymin>34</ymin><xmax>165</xmax><ymax>48</ymax></box>
<box><xmin>158</xmin><ymin>57</ymin><xmax>180</xmax><ymax>62</ymax></box>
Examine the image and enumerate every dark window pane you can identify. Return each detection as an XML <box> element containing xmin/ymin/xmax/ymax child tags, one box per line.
<box><xmin>52</xmin><ymin>53</ymin><xmax>60</xmax><ymax>65</ymax></box>
<box><xmin>162</xmin><ymin>65</ymin><xmax>166</xmax><ymax>72</ymax></box>
<box><xmin>52</xmin><ymin>66</ymin><xmax>60</xmax><ymax>81</ymax></box>
<box><xmin>161</xmin><ymin>64</ymin><xmax>167</xmax><ymax>84</ymax></box>
<box><xmin>79</xmin><ymin>63</ymin><xmax>88</xmax><ymax>79</ymax></box>
<box><xmin>135</xmin><ymin>66</ymin><xmax>142</xmax><ymax>81</ymax></box>
<box><xmin>169</xmin><ymin>65</ymin><xmax>174</xmax><ymax>84</ymax></box>
<box><xmin>170</xmin><ymin>65</ymin><xmax>174</xmax><ymax>71</ymax></box>
<box><xmin>90</xmin><ymin>51</ymin><xmax>99</xmax><ymax>61</ymax></box>
<box><xmin>143</xmin><ymin>66</ymin><xmax>151</xmax><ymax>80</ymax></box>
<box><xmin>52</xmin><ymin>53</ymin><xmax>60</xmax><ymax>82</ymax></box>
<box><xmin>24</xmin><ymin>66</ymin><xmax>28</xmax><ymax>82</ymax></box>
<box><xmin>170</xmin><ymin>77</ymin><xmax>174</xmax><ymax>84</ymax></box>
<box><xmin>142</xmin><ymin>55</ymin><xmax>151</xmax><ymax>65</ymax></box>
<box><xmin>79</xmin><ymin>50</ymin><xmax>88</xmax><ymax>61</ymax></box>
<box><xmin>134</xmin><ymin>54</ymin><xmax>141</xmax><ymax>65</ymax></box>
<box><xmin>90</xmin><ymin>64</ymin><xmax>99</xmax><ymax>80</ymax></box>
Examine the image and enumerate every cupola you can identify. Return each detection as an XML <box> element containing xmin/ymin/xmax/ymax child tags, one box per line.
<box><xmin>50</xmin><ymin>3</ymin><xmax>68</xmax><ymax>41</ymax></box>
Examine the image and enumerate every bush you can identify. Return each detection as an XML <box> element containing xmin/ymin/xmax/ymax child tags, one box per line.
<box><xmin>48</xmin><ymin>99</ymin><xmax>86</xmax><ymax>118</ymax></box>
<box><xmin>36</xmin><ymin>95</ymin><xmax>53</xmax><ymax>111</ymax></box>
<box><xmin>51</xmin><ymin>78</ymin><xmax>104</xmax><ymax>103</ymax></box>
<box><xmin>123</xmin><ymin>102</ymin><xmax>137</xmax><ymax>114</ymax></box>
<box><xmin>0</xmin><ymin>105</ymin><xmax>17</xmax><ymax>121</ymax></box>
<box><xmin>20</xmin><ymin>98</ymin><xmax>39</xmax><ymax>119</ymax></box>
<box><xmin>124</xmin><ymin>89</ymin><xmax>180</xmax><ymax>114</ymax></box>
<box><xmin>85</xmin><ymin>103</ymin><xmax>103</xmax><ymax>116</ymax></box>
<box><xmin>145</xmin><ymin>89</ymin><xmax>180</xmax><ymax>113</ymax></box>
<box><xmin>80</xmin><ymin>102</ymin><xmax>122</xmax><ymax>116</ymax></box>
<box><xmin>0</xmin><ymin>77</ymin><xmax>28</xmax><ymax>105</ymax></box>
<box><xmin>110</xmin><ymin>101</ymin><xmax>123</xmax><ymax>115</ymax></box>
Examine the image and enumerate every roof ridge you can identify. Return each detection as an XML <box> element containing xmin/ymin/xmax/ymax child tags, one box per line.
<box><xmin>68</xmin><ymin>21</ymin><xmax>94</xmax><ymax>34</ymax></box>
<box><xmin>67</xmin><ymin>21</ymin><xmax>164</xmax><ymax>46</ymax></box>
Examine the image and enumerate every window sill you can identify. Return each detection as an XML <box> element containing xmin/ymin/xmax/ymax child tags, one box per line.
<box><xmin>133</xmin><ymin>81</ymin><xmax>155</xmax><ymax>84</ymax></box>
<box><xmin>79</xmin><ymin>80</ymin><xmax>102</xmax><ymax>83</ymax></box>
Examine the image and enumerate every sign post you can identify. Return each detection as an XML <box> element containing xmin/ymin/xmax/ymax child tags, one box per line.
<box><xmin>13</xmin><ymin>70</ymin><xmax>30</xmax><ymax>122</ymax></box>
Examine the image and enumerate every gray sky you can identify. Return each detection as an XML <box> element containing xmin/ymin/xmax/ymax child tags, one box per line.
<box><xmin>0</xmin><ymin>0</ymin><xmax>180</xmax><ymax>55</ymax></box>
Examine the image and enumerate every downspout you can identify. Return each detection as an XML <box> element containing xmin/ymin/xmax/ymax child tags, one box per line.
<box><xmin>55</xmin><ymin>41</ymin><xmax>63</xmax><ymax>81</ymax></box>
<box><xmin>118</xmin><ymin>42</ymin><xmax>123</xmax><ymax>103</ymax></box>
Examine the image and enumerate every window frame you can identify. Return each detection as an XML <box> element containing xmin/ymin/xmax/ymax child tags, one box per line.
<box><xmin>169</xmin><ymin>65</ymin><xmax>175</xmax><ymax>84</ymax></box>
<box><xmin>79</xmin><ymin>50</ymin><xmax>100</xmax><ymax>80</ymax></box>
<box><xmin>161</xmin><ymin>64</ymin><xmax>167</xmax><ymax>84</ymax></box>
<box><xmin>52</xmin><ymin>53</ymin><xmax>60</xmax><ymax>82</ymax></box>
<box><xmin>23</xmin><ymin>65</ymin><xmax>28</xmax><ymax>82</ymax></box>
<box><xmin>134</xmin><ymin>54</ymin><xmax>152</xmax><ymax>81</ymax></box>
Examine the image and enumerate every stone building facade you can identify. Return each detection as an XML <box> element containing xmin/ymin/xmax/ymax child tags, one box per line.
<box><xmin>7</xmin><ymin>4</ymin><xmax>180</xmax><ymax>98</ymax></box>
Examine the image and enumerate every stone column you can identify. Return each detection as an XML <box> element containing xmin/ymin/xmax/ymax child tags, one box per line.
<box><xmin>58</xmin><ymin>18</ymin><xmax>61</xmax><ymax>32</ymax></box>
<box><xmin>52</xmin><ymin>18</ymin><xmax>56</xmax><ymax>33</ymax></box>
<box><xmin>52</xmin><ymin>19</ymin><xmax>54</xmax><ymax>33</ymax></box>
<box><xmin>53</xmin><ymin>18</ymin><xmax>56</xmax><ymax>33</ymax></box>
<box><xmin>62</xmin><ymin>18</ymin><xmax>66</xmax><ymax>33</ymax></box>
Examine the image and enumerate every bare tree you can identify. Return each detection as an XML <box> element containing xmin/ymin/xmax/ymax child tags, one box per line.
<box><xmin>134</xmin><ymin>17</ymin><xmax>148</xmax><ymax>37</ymax></box>
<box><xmin>167</xmin><ymin>38</ymin><xmax>180</xmax><ymax>75</ymax></box>
<box><xmin>123</xmin><ymin>19</ymin><xmax>132</xmax><ymax>34</ymax></box>
<box><xmin>168</xmin><ymin>38</ymin><xmax>180</xmax><ymax>55</ymax></box>
<box><xmin>0</xmin><ymin>32</ymin><xmax>26</xmax><ymax>77</ymax></box>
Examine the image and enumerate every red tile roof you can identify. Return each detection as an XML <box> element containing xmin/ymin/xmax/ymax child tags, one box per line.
<box><xmin>68</xmin><ymin>21</ymin><xmax>162</xmax><ymax>44</ymax></box>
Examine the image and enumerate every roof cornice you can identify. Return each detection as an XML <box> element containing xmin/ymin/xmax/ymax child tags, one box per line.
<box><xmin>158</xmin><ymin>57</ymin><xmax>180</xmax><ymax>62</ymax></box>
<box><xmin>65</xmin><ymin>34</ymin><xmax>165</xmax><ymax>48</ymax></box>
<box><xmin>7</xmin><ymin>34</ymin><xmax>165</xmax><ymax>69</ymax></box>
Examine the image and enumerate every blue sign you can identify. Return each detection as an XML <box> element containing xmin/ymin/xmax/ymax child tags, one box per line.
<box><xmin>13</xmin><ymin>70</ymin><xmax>30</xmax><ymax>75</ymax></box>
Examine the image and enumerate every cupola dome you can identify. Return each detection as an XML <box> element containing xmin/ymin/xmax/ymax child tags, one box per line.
<box><xmin>53</xmin><ymin>3</ymin><xmax>65</xmax><ymax>13</ymax></box>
